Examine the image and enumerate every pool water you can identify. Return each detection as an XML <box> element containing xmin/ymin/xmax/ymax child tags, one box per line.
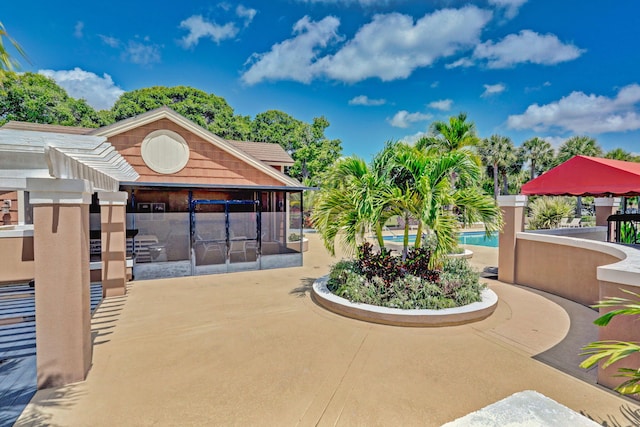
<box><xmin>383</xmin><ymin>231</ymin><xmax>499</xmax><ymax>247</ymax></box>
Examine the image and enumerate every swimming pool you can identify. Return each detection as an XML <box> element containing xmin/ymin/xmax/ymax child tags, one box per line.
<box><xmin>383</xmin><ymin>231</ymin><xmax>499</xmax><ymax>247</ymax></box>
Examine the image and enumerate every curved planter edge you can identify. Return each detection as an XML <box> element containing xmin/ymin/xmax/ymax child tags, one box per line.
<box><xmin>311</xmin><ymin>276</ymin><xmax>498</xmax><ymax>327</ymax></box>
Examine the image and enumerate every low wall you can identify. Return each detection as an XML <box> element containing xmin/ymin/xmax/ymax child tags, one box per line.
<box><xmin>514</xmin><ymin>233</ymin><xmax>619</xmax><ymax>306</ymax></box>
<box><xmin>512</xmin><ymin>232</ymin><xmax>640</xmax><ymax>396</ymax></box>
<box><xmin>0</xmin><ymin>225</ymin><xmax>35</xmax><ymax>284</ymax></box>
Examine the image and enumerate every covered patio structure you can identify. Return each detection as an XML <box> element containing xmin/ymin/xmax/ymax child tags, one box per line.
<box><xmin>0</xmin><ymin>129</ymin><xmax>138</xmax><ymax>388</ymax></box>
<box><xmin>499</xmin><ymin>155</ymin><xmax>640</xmax><ymax>398</ymax></box>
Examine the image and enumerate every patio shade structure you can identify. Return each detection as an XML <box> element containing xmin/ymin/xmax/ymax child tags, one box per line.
<box><xmin>521</xmin><ymin>155</ymin><xmax>640</xmax><ymax>197</ymax></box>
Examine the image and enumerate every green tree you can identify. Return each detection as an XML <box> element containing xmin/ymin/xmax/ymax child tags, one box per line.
<box><xmin>0</xmin><ymin>22</ymin><xmax>28</xmax><ymax>72</ymax></box>
<box><xmin>251</xmin><ymin>111</ymin><xmax>341</xmax><ymax>185</ymax></box>
<box><xmin>313</xmin><ymin>142</ymin><xmax>501</xmax><ymax>263</ymax></box>
<box><xmin>0</xmin><ymin>72</ymin><xmax>102</xmax><ymax>127</ymax></box>
<box><xmin>478</xmin><ymin>135</ymin><xmax>516</xmax><ymax>200</ymax></box>
<box><xmin>522</xmin><ymin>137</ymin><xmax>555</xmax><ymax>180</ymax></box>
<box><xmin>605</xmin><ymin>148</ymin><xmax>639</xmax><ymax>162</ymax></box>
<box><xmin>312</xmin><ymin>155</ymin><xmax>392</xmax><ymax>256</ymax></box>
<box><xmin>416</xmin><ymin>112</ymin><xmax>480</xmax><ymax>153</ymax></box>
<box><xmin>556</xmin><ymin>136</ymin><xmax>603</xmax><ymax>164</ymax></box>
<box><xmin>111</xmin><ymin>86</ymin><xmax>238</xmax><ymax>138</ymax></box>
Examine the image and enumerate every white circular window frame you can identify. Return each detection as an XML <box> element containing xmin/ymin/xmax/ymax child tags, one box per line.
<box><xmin>140</xmin><ymin>130</ymin><xmax>190</xmax><ymax>174</ymax></box>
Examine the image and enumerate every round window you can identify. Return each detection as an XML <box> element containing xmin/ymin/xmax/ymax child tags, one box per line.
<box><xmin>140</xmin><ymin>130</ymin><xmax>190</xmax><ymax>174</ymax></box>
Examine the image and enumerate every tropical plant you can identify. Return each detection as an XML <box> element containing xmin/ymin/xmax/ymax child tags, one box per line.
<box><xmin>416</xmin><ymin>112</ymin><xmax>480</xmax><ymax>154</ymax></box>
<box><xmin>312</xmin><ymin>141</ymin><xmax>502</xmax><ymax>264</ymax></box>
<box><xmin>326</xmin><ymin>243</ymin><xmax>484</xmax><ymax>310</ymax></box>
<box><xmin>0</xmin><ymin>22</ymin><xmax>28</xmax><ymax>72</ymax></box>
<box><xmin>478</xmin><ymin>135</ymin><xmax>516</xmax><ymax>199</ymax></box>
<box><xmin>580</xmin><ymin>290</ymin><xmax>640</xmax><ymax>395</ymax></box>
<box><xmin>522</xmin><ymin>137</ymin><xmax>555</xmax><ymax>180</ymax></box>
<box><xmin>527</xmin><ymin>196</ymin><xmax>574</xmax><ymax>229</ymax></box>
<box><xmin>605</xmin><ymin>148</ymin><xmax>640</xmax><ymax>162</ymax></box>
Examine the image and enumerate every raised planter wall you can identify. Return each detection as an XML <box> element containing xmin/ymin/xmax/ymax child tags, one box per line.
<box><xmin>312</xmin><ymin>276</ymin><xmax>498</xmax><ymax>327</ymax></box>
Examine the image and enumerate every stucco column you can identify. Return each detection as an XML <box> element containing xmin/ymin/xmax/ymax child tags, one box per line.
<box><xmin>28</xmin><ymin>178</ymin><xmax>93</xmax><ymax>389</ymax></box>
<box><xmin>497</xmin><ymin>195</ymin><xmax>527</xmax><ymax>284</ymax></box>
<box><xmin>98</xmin><ymin>191</ymin><xmax>128</xmax><ymax>298</ymax></box>
<box><xmin>594</xmin><ymin>198</ymin><xmax>621</xmax><ymax>243</ymax></box>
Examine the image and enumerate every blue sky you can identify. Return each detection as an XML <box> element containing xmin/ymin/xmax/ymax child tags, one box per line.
<box><xmin>4</xmin><ymin>0</ymin><xmax>640</xmax><ymax>160</ymax></box>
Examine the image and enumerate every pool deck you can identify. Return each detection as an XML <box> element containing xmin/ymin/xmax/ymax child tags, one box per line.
<box><xmin>14</xmin><ymin>235</ymin><xmax>640</xmax><ymax>426</ymax></box>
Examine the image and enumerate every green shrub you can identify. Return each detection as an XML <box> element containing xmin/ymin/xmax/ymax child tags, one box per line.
<box><xmin>528</xmin><ymin>196</ymin><xmax>574</xmax><ymax>229</ymax></box>
<box><xmin>326</xmin><ymin>244</ymin><xmax>485</xmax><ymax>310</ymax></box>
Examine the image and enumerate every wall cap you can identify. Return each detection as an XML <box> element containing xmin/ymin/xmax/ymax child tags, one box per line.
<box><xmin>498</xmin><ymin>195</ymin><xmax>528</xmax><ymax>207</ymax></box>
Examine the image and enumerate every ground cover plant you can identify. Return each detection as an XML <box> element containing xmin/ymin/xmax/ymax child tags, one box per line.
<box><xmin>327</xmin><ymin>242</ymin><xmax>484</xmax><ymax>310</ymax></box>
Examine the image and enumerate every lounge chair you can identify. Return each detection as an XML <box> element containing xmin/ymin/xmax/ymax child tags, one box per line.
<box><xmin>567</xmin><ymin>218</ymin><xmax>582</xmax><ymax>228</ymax></box>
<box><xmin>558</xmin><ymin>218</ymin><xmax>570</xmax><ymax>228</ymax></box>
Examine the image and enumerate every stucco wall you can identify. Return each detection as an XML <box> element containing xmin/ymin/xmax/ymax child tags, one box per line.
<box><xmin>0</xmin><ymin>227</ymin><xmax>34</xmax><ymax>283</ymax></box>
<box><xmin>514</xmin><ymin>238</ymin><xmax>618</xmax><ymax>306</ymax></box>
<box><xmin>108</xmin><ymin>119</ymin><xmax>284</xmax><ymax>186</ymax></box>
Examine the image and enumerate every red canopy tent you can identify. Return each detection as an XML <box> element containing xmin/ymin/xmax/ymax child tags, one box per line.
<box><xmin>521</xmin><ymin>155</ymin><xmax>640</xmax><ymax>197</ymax></box>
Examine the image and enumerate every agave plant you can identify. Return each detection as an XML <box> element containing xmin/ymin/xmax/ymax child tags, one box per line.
<box><xmin>580</xmin><ymin>289</ymin><xmax>640</xmax><ymax>395</ymax></box>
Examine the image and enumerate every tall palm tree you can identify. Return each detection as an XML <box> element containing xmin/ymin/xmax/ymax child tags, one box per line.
<box><xmin>416</xmin><ymin>112</ymin><xmax>479</xmax><ymax>154</ymax></box>
<box><xmin>478</xmin><ymin>135</ymin><xmax>516</xmax><ymax>200</ymax></box>
<box><xmin>556</xmin><ymin>136</ymin><xmax>603</xmax><ymax>164</ymax></box>
<box><xmin>605</xmin><ymin>148</ymin><xmax>639</xmax><ymax>162</ymax></box>
<box><xmin>522</xmin><ymin>137</ymin><xmax>554</xmax><ymax>180</ymax></box>
<box><xmin>0</xmin><ymin>22</ymin><xmax>28</xmax><ymax>71</ymax></box>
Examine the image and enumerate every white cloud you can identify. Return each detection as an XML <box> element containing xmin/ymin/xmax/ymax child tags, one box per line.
<box><xmin>541</xmin><ymin>136</ymin><xmax>564</xmax><ymax>149</ymax></box>
<box><xmin>74</xmin><ymin>21</ymin><xmax>84</xmax><ymax>39</ymax></box>
<box><xmin>388</xmin><ymin>110</ymin><xmax>432</xmax><ymax>128</ymax></box>
<box><xmin>242</xmin><ymin>6</ymin><xmax>492</xmax><ymax>85</ymax></box>
<box><xmin>236</xmin><ymin>5</ymin><xmax>257</xmax><ymax>27</ymax></box>
<box><xmin>317</xmin><ymin>7</ymin><xmax>492</xmax><ymax>83</ymax></box>
<box><xmin>481</xmin><ymin>83</ymin><xmax>506</xmax><ymax>97</ymax></box>
<box><xmin>428</xmin><ymin>99</ymin><xmax>452</xmax><ymax>111</ymax></box>
<box><xmin>349</xmin><ymin>95</ymin><xmax>386</xmax><ymax>106</ymax></box>
<box><xmin>39</xmin><ymin>68</ymin><xmax>124</xmax><ymax>110</ymax></box>
<box><xmin>400</xmin><ymin>130</ymin><xmax>429</xmax><ymax>144</ymax></box>
<box><xmin>99</xmin><ymin>35</ymin><xmax>120</xmax><ymax>48</ymax></box>
<box><xmin>123</xmin><ymin>41</ymin><xmax>161</xmax><ymax>65</ymax></box>
<box><xmin>179</xmin><ymin>15</ymin><xmax>239</xmax><ymax>48</ymax></box>
<box><xmin>296</xmin><ymin>0</ymin><xmax>399</xmax><ymax>5</ymax></box>
<box><xmin>445</xmin><ymin>57</ymin><xmax>474</xmax><ymax>69</ymax></box>
<box><xmin>508</xmin><ymin>84</ymin><xmax>640</xmax><ymax>134</ymax></box>
<box><xmin>488</xmin><ymin>0</ymin><xmax>528</xmax><ymax>19</ymax></box>
<box><xmin>473</xmin><ymin>30</ymin><xmax>584</xmax><ymax>68</ymax></box>
<box><xmin>242</xmin><ymin>16</ymin><xmax>341</xmax><ymax>85</ymax></box>
<box><xmin>430</xmin><ymin>81</ymin><xmax>439</xmax><ymax>88</ymax></box>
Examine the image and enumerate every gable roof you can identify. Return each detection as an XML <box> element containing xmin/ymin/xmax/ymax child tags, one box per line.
<box><xmin>227</xmin><ymin>140</ymin><xmax>294</xmax><ymax>165</ymax></box>
<box><xmin>521</xmin><ymin>155</ymin><xmax>640</xmax><ymax>197</ymax></box>
<box><xmin>91</xmin><ymin>107</ymin><xmax>301</xmax><ymax>187</ymax></box>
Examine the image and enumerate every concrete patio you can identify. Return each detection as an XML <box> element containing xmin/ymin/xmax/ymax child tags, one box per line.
<box><xmin>15</xmin><ymin>234</ymin><xmax>640</xmax><ymax>426</ymax></box>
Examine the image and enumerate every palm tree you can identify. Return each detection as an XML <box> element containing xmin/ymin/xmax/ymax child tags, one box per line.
<box><xmin>478</xmin><ymin>135</ymin><xmax>516</xmax><ymax>200</ymax></box>
<box><xmin>556</xmin><ymin>136</ymin><xmax>603</xmax><ymax>164</ymax></box>
<box><xmin>312</xmin><ymin>153</ymin><xmax>394</xmax><ymax>256</ymax></box>
<box><xmin>313</xmin><ymin>142</ymin><xmax>502</xmax><ymax>264</ymax></box>
<box><xmin>0</xmin><ymin>22</ymin><xmax>28</xmax><ymax>71</ymax></box>
<box><xmin>416</xmin><ymin>112</ymin><xmax>479</xmax><ymax>154</ymax></box>
<box><xmin>605</xmin><ymin>148</ymin><xmax>639</xmax><ymax>162</ymax></box>
<box><xmin>580</xmin><ymin>290</ymin><xmax>640</xmax><ymax>396</ymax></box>
<box><xmin>522</xmin><ymin>137</ymin><xmax>554</xmax><ymax>180</ymax></box>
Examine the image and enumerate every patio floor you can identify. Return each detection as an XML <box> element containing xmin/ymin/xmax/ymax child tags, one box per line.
<box><xmin>14</xmin><ymin>235</ymin><xmax>640</xmax><ymax>426</ymax></box>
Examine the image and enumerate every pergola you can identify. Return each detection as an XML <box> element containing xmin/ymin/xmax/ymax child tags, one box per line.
<box><xmin>0</xmin><ymin>129</ymin><xmax>138</xmax><ymax>388</ymax></box>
